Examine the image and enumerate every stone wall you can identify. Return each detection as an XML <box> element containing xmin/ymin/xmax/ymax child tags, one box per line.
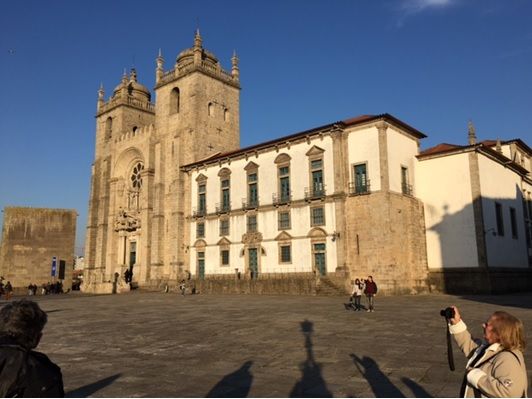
<box><xmin>0</xmin><ymin>207</ymin><xmax>77</xmax><ymax>290</ymax></box>
<box><xmin>343</xmin><ymin>191</ymin><xmax>430</xmax><ymax>294</ymax></box>
<box><xmin>428</xmin><ymin>268</ymin><xmax>532</xmax><ymax>294</ymax></box>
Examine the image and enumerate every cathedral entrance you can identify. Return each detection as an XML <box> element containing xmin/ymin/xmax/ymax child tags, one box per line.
<box><xmin>129</xmin><ymin>241</ymin><xmax>137</xmax><ymax>280</ymax></box>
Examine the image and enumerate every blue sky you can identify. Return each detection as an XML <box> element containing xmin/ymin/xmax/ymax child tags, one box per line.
<box><xmin>1</xmin><ymin>0</ymin><xmax>531</xmax><ymax>254</ymax></box>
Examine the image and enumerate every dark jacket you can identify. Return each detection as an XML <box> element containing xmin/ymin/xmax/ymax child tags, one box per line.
<box><xmin>364</xmin><ymin>281</ymin><xmax>377</xmax><ymax>295</ymax></box>
<box><xmin>0</xmin><ymin>336</ymin><xmax>64</xmax><ymax>397</ymax></box>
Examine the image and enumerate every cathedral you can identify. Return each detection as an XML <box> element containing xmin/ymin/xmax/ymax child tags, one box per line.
<box><xmin>83</xmin><ymin>32</ymin><xmax>532</xmax><ymax>294</ymax></box>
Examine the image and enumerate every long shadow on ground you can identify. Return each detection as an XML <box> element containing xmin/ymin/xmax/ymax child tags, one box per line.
<box><xmin>66</xmin><ymin>373</ymin><xmax>121</xmax><ymax>397</ymax></box>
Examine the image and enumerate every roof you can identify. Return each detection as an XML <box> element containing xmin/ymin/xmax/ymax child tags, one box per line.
<box><xmin>182</xmin><ymin>113</ymin><xmax>426</xmax><ymax>170</ymax></box>
<box><xmin>417</xmin><ymin>141</ymin><xmax>529</xmax><ymax>175</ymax></box>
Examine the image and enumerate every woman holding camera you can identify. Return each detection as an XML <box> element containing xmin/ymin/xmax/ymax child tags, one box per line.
<box><xmin>448</xmin><ymin>306</ymin><xmax>528</xmax><ymax>398</ymax></box>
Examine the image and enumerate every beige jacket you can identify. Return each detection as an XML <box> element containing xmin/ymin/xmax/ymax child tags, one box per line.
<box><xmin>450</xmin><ymin>320</ymin><xmax>528</xmax><ymax>398</ymax></box>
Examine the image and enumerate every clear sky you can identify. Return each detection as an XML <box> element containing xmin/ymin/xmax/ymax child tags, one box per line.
<box><xmin>1</xmin><ymin>0</ymin><xmax>531</xmax><ymax>255</ymax></box>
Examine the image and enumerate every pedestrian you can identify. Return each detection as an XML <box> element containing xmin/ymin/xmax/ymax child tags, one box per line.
<box><xmin>364</xmin><ymin>275</ymin><xmax>377</xmax><ymax>312</ymax></box>
<box><xmin>4</xmin><ymin>281</ymin><xmax>13</xmax><ymax>300</ymax></box>
<box><xmin>27</xmin><ymin>284</ymin><xmax>34</xmax><ymax>296</ymax></box>
<box><xmin>352</xmin><ymin>278</ymin><xmax>364</xmax><ymax>311</ymax></box>
<box><xmin>448</xmin><ymin>306</ymin><xmax>528</xmax><ymax>397</ymax></box>
<box><xmin>179</xmin><ymin>280</ymin><xmax>186</xmax><ymax>296</ymax></box>
<box><xmin>0</xmin><ymin>299</ymin><xmax>64</xmax><ymax>397</ymax></box>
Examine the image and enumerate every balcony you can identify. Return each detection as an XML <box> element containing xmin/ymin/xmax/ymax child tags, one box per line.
<box><xmin>348</xmin><ymin>180</ymin><xmax>371</xmax><ymax>196</ymax></box>
<box><xmin>216</xmin><ymin>202</ymin><xmax>232</xmax><ymax>214</ymax></box>
<box><xmin>304</xmin><ymin>185</ymin><xmax>326</xmax><ymax>201</ymax></box>
<box><xmin>192</xmin><ymin>208</ymin><xmax>206</xmax><ymax>218</ymax></box>
<box><xmin>272</xmin><ymin>191</ymin><xmax>292</xmax><ymax>206</ymax></box>
<box><xmin>402</xmin><ymin>183</ymin><xmax>413</xmax><ymax>196</ymax></box>
<box><xmin>242</xmin><ymin>198</ymin><xmax>259</xmax><ymax>210</ymax></box>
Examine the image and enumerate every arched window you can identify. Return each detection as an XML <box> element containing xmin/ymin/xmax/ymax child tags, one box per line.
<box><xmin>224</xmin><ymin>108</ymin><xmax>229</xmax><ymax>122</ymax></box>
<box><xmin>128</xmin><ymin>161</ymin><xmax>144</xmax><ymax>210</ymax></box>
<box><xmin>170</xmin><ymin>88</ymin><xmax>180</xmax><ymax>114</ymax></box>
<box><xmin>208</xmin><ymin>102</ymin><xmax>214</xmax><ymax>117</ymax></box>
<box><xmin>105</xmin><ymin>117</ymin><xmax>113</xmax><ymax>139</ymax></box>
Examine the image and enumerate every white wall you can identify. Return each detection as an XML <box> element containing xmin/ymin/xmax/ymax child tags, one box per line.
<box><xmin>187</xmin><ymin>134</ymin><xmax>338</xmax><ymax>276</ymax></box>
<box><xmin>346</xmin><ymin>127</ymin><xmax>381</xmax><ymax>191</ymax></box>
<box><xmin>387</xmin><ymin>127</ymin><xmax>419</xmax><ymax>195</ymax></box>
<box><xmin>478</xmin><ymin>153</ymin><xmax>528</xmax><ymax>268</ymax></box>
<box><xmin>416</xmin><ymin>153</ymin><xmax>479</xmax><ymax>269</ymax></box>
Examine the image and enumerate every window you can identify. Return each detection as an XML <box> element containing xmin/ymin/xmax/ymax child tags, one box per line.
<box><xmin>220</xmin><ymin>178</ymin><xmax>231</xmax><ymax>212</ymax></box>
<box><xmin>196</xmin><ymin>222</ymin><xmax>205</xmax><ymax>238</ymax></box>
<box><xmin>247</xmin><ymin>214</ymin><xmax>257</xmax><ymax>232</ymax></box>
<box><xmin>310</xmin><ymin>159</ymin><xmax>324</xmax><ymax>197</ymax></box>
<box><xmin>510</xmin><ymin>207</ymin><xmax>518</xmax><ymax>239</ymax></box>
<box><xmin>401</xmin><ymin>166</ymin><xmax>411</xmax><ymax>195</ymax></box>
<box><xmin>208</xmin><ymin>102</ymin><xmax>214</xmax><ymax>117</ymax></box>
<box><xmin>278</xmin><ymin>211</ymin><xmax>291</xmax><ymax>230</ymax></box>
<box><xmin>224</xmin><ymin>108</ymin><xmax>229</xmax><ymax>122</ymax></box>
<box><xmin>495</xmin><ymin>202</ymin><xmax>504</xmax><ymax>236</ymax></box>
<box><xmin>170</xmin><ymin>88</ymin><xmax>180</xmax><ymax>114</ymax></box>
<box><xmin>279</xmin><ymin>166</ymin><xmax>291</xmax><ymax>202</ymax></box>
<box><xmin>198</xmin><ymin>183</ymin><xmax>206</xmax><ymax>216</ymax></box>
<box><xmin>105</xmin><ymin>117</ymin><xmax>113</xmax><ymax>139</ymax></box>
<box><xmin>311</xmin><ymin>207</ymin><xmax>325</xmax><ymax>226</ymax></box>
<box><xmin>353</xmin><ymin>163</ymin><xmax>368</xmax><ymax>194</ymax></box>
<box><xmin>220</xmin><ymin>219</ymin><xmax>229</xmax><ymax>236</ymax></box>
<box><xmin>280</xmin><ymin>244</ymin><xmax>292</xmax><ymax>263</ymax></box>
<box><xmin>221</xmin><ymin>249</ymin><xmax>230</xmax><ymax>266</ymax></box>
<box><xmin>248</xmin><ymin>173</ymin><xmax>258</xmax><ymax>207</ymax></box>
<box><xmin>128</xmin><ymin>162</ymin><xmax>144</xmax><ymax>210</ymax></box>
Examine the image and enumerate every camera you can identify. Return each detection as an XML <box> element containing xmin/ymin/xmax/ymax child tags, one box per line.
<box><xmin>440</xmin><ymin>307</ymin><xmax>455</xmax><ymax>319</ymax></box>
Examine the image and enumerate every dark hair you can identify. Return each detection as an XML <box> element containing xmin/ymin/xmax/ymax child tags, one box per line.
<box><xmin>0</xmin><ymin>300</ymin><xmax>47</xmax><ymax>349</ymax></box>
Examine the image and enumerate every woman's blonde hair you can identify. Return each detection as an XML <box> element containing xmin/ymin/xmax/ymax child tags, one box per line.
<box><xmin>491</xmin><ymin>311</ymin><xmax>526</xmax><ymax>351</ymax></box>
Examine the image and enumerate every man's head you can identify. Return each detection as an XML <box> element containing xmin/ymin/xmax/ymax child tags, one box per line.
<box><xmin>0</xmin><ymin>300</ymin><xmax>47</xmax><ymax>349</ymax></box>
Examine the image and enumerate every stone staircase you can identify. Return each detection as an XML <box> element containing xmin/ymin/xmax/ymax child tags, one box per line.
<box><xmin>316</xmin><ymin>276</ymin><xmax>348</xmax><ymax>296</ymax></box>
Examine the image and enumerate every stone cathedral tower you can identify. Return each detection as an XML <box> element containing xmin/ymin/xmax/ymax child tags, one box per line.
<box><xmin>84</xmin><ymin>31</ymin><xmax>240</xmax><ymax>292</ymax></box>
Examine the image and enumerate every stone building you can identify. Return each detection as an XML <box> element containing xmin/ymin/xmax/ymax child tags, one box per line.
<box><xmin>0</xmin><ymin>207</ymin><xmax>77</xmax><ymax>291</ymax></box>
<box><xmin>83</xmin><ymin>32</ymin><xmax>531</xmax><ymax>294</ymax></box>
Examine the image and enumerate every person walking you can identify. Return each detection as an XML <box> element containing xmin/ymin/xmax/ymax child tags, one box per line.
<box><xmin>4</xmin><ymin>281</ymin><xmax>13</xmax><ymax>300</ymax></box>
<box><xmin>0</xmin><ymin>300</ymin><xmax>64</xmax><ymax>397</ymax></box>
<box><xmin>448</xmin><ymin>306</ymin><xmax>528</xmax><ymax>397</ymax></box>
<box><xmin>179</xmin><ymin>280</ymin><xmax>186</xmax><ymax>296</ymax></box>
<box><xmin>364</xmin><ymin>276</ymin><xmax>377</xmax><ymax>312</ymax></box>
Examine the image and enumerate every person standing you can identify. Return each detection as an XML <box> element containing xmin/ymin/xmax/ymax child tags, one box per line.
<box><xmin>179</xmin><ymin>280</ymin><xmax>186</xmax><ymax>296</ymax></box>
<box><xmin>364</xmin><ymin>276</ymin><xmax>377</xmax><ymax>312</ymax></box>
<box><xmin>0</xmin><ymin>300</ymin><xmax>64</xmax><ymax>397</ymax></box>
<box><xmin>448</xmin><ymin>306</ymin><xmax>528</xmax><ymax>397</ymax></box>
<box><xmin>352</xmin><ymin>279</ymin><xmax>364</xmax><ymax>311</ymax></box>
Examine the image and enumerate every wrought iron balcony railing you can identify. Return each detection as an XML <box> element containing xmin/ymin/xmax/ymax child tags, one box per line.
<box><xmin>402</xmin><ymin>183</ymin><xmax>413</xmax><ymax>196</ymax></box>
<box><xmin>304</xmin><ymin>185</ymin><xmax>326</xmax><ymax>201</ymax></box>
<box><xmin>215</xmin><ymin>202</ymin><xmax>232</xmax><ymax>214</ymax></box>
<box><xmin>242</xmin><ymin>198</ymin><xmax>259</xmax><ymax>210</ymax></box>
<box><xmin>192</xmin><ymin>208</ymin><xmax>207</xmax><ymax>218</ymax></box>
<box><xmin>272</xmin><ymin>192</ymin><xmax>292</xmax><ymax>206</ymax></box>
<box><xmin>348</xmin><ymin>180</ymin><xmax>371</xmax><ymax>196</ymax></box>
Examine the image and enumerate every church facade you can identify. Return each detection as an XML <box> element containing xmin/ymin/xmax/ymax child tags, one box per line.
<box><xmin>83</xmin><ymin>32</ymin><xmax>532</xmax><ymax>294</ymax></box>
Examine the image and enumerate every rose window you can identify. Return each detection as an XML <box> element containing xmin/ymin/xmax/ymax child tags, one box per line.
<box><xmin>131</xmin><ymin>162</ymin><xmax>144</xmax><ymax>189</ymax></box>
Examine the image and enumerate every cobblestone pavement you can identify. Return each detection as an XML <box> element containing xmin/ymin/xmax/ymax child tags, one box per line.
<box><xmin>2</xmin><ymin>291</ymin><xmax>532</xmax><ymax>397</ymax></box>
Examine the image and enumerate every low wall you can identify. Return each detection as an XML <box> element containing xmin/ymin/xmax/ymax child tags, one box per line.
<box><xmin>428</xmin><ymin>268</ymin><xmax>532</xmax><ymax>294</ymax></box>
<box><xmin>194</xmin><ymin>274</ymin><xmax>318</xmax><ymax>295</ymax></box>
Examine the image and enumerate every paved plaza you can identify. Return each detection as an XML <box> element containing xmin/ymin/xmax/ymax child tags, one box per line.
<box><xmin>2</xmin><ymin>291</ymin><xmax>532</xmax><ymax>397</ymax></box>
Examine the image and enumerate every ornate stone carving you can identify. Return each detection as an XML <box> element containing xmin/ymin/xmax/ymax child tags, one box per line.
<box><xmin>114</xmin><ymin>208</ymin><xmax>141</xmax><ymax>232</ymax></box>
<box><xmin>242</xmin><ymin>232</ymin><xmax>263</xmax><ymax>244</ymax></box>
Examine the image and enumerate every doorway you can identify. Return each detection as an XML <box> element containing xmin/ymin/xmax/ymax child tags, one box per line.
<box><xmin>248</xmin><ymin>248</ymin><xmax>258</xmax><ymax>279</ymax></box>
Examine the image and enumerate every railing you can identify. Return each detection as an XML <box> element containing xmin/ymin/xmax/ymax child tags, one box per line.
<box><xmin>99</xmin><ymin>95</ymin><xmax>155</xmax><ymax>114</ymax></box>
<box><xmin>272</xmin><ymin>192</ymin><xmax>292</xmax><ymax>206</ymax></box>
<box><xmin>192</xmin><ymin>208</ymin><xmax>206</xmax><ymax>218</ymax></box>
<box><xmin>304</xmin><ymin>185</ymin><xmax>326</xmax><ymax>201</ymax></box>
<box><xmin>242</xmin><ymin>198</ymin><xmax>259</xmax><ymax>210</ymax></box>
<box><xmin>349</xmin><ymin>180</ymin><xmax>371</xmax><ymax>196</ymax></box>
<box><xmin>402</xmin><ymin>183</ymin><xmax>413</xmax><ymax>196</ymax></box>
<box><xmin>216</xmin><ymin>202</ymin><xmax>231</xmax><ymax>214</ymax></box>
